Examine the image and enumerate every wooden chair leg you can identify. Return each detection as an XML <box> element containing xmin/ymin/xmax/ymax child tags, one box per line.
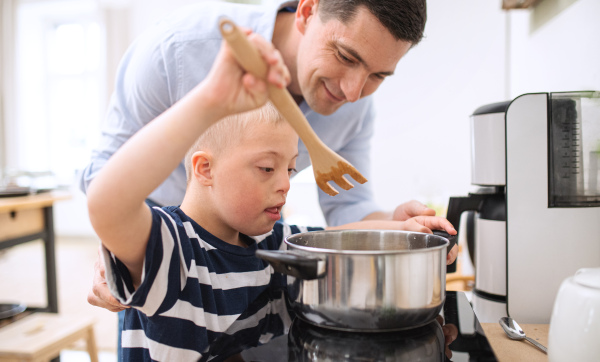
<box><xmin>85</xmin><ymin>326</ymin><xmax>99</xmax><ymax>362</ymax></box>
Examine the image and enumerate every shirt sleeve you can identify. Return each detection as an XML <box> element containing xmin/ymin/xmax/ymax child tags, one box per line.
<box><xmin>102</xmin><ymin>207</ymin><xmax>184</xmax><ymax>317</ymax></box>
<box><xmin>317</xmin><ymin>99</ymin><xmax>382</xmax><ymax>226</ymax></box>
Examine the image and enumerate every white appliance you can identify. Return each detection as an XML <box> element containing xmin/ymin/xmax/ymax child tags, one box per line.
<box><xmin>447</xmin><ymin>91</ymin><xmax>600</xmax><ymax>323</ymax></box>
<box><xmin>548</xmin><ymin>267</ymin><xmax>600</xmax><ymax>361</ymax></box>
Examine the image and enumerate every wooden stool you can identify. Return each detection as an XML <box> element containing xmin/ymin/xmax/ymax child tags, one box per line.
<box><xmin>0</xmin><ymin>313</ymin><xmax>98</xmax><ymax>362</ymax></box>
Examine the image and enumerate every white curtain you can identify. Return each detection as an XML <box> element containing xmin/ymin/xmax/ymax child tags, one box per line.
<box><xmin>0</xmin><ymin>0</ymin><xmax>18</xmax><ymax>180</ymax></box>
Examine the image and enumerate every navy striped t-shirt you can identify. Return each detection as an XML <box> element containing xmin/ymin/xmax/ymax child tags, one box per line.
<box><xmin>103</xmin><ymin>205</ymin><xmax>322</xmax><ymax>361</ymax></box>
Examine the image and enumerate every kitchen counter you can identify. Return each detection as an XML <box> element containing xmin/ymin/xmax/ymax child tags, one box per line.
<box><xmin>481</xmin><ymin>323</ymin><xmax>548</xmax><ymax>361</ymax></box>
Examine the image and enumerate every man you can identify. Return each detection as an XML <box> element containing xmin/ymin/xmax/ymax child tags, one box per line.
<box><xmin>81</xmin><ymin>0</ymin><xmax>457</xmax><ymax>356</ymax></box>
<box><xmin>81</xmin><ymin>0</ymin><xmax>433</xmax><ymax>227</ymax></box>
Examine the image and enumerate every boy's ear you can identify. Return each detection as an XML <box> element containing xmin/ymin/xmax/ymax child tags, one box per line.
<box><xmin>296</xmin><ymin>0</ymin><xmax>318</xmax><ymax>34</ymax></box>
<box><xmin>191</xmin><ymin>151</ymin><xmax>214</xmax><ymax>186</ymax></box>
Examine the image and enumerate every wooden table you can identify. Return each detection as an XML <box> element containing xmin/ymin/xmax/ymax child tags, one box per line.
<box><xmin>482</xmin><ymin>323</ymin><xmax>548</xmax><ymax>361</ymax></box>
<box><xmin>0</xmin><ymin>191</ymin><xmax>71</xmax><ymax>314</ymax></box>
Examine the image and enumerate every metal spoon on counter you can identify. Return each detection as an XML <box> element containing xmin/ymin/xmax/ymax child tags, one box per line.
<box><xmin>499</xmin><ymin>317</ymin><xmax>547</xmax><ymax>354</ymax></box>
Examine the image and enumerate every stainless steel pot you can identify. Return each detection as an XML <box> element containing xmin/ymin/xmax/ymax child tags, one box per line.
<box><xmin>256</xmin><ymin>230</ymin><xmax>454</xmax><ymax>332</ymax></box>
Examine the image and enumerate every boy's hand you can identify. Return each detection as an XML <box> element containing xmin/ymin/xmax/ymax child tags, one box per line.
<box><xmin>200</xmin><ymin>30</ymin><xmax>290</xmax><ymax>119</ymax></box>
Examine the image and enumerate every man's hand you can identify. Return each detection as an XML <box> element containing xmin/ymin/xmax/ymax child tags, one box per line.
<box><xmin>87</xmin><ymin>247</ymin><xmax>128</xmax><ymax>312</ymax></box>
<box><xmin>446</xmin><ymin>242</ymin><xmax>459</xmax><ymax>266</ymax></box>
<box><xmin>362</xmin><ymin>200</ymin><xmax>436</xmax><ymax>222</ymax></box>
<box><xmin>392</xmin><ymin>200</ymin><xmax>436</xmax><ymax>221</ymax></box>
<box><xmin>402</xmin><ymin>216</ymin><xmax>459</xmax><ymax>265</ymax></box>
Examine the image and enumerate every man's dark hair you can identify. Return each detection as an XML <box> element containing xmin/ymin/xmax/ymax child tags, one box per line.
<box><xmin>318</xmin><ymin>0</ymin><xmax>427</xmax><ymax>45</ymax></box>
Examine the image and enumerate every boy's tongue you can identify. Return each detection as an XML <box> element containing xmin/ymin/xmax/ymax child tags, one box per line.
<box><xmin>265</xmin><ymin>207</ymin><xmax>278</xmax><ymax>214</ymax></box>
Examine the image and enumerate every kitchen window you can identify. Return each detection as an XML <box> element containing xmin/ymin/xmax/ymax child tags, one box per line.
<box><xmin>2</xmin><ymin>0</ymin><xmax>105</xmax><ymax>188</ymax></box>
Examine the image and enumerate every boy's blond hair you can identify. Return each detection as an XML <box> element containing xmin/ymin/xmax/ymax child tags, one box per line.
<box><xmin>184</xmin><ymin>102</ymin><xmax>285</xmax><ymax>182</ymax></box>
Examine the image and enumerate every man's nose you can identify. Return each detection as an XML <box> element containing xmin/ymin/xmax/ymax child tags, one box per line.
<box><xmin>341</xmin><ymin>70</ymin><xmax>369</xmax><ymax>103</ymax></box>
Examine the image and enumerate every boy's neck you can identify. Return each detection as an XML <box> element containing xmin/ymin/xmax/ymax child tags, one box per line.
<box><xmin>180</xmin><ymin>196</ymin><xmax>247</xmax><ymax>248</ymax></box>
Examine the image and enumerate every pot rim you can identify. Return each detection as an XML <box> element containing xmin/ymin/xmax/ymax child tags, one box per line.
<box><xmin>284</xmin><ymin>229</ymin><xmax>449</xmax><ymax>255</ymax></box>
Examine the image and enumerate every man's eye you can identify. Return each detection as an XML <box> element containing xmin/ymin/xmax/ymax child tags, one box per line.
<box><xmin>338</xmin><ymin>51</ymin><xmax>353</xmax><ymax>64</ymax></box>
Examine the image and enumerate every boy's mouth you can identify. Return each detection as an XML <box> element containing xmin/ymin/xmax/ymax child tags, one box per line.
<box><xmin>264</xmin><ymin>205</ymin><xmax>283</xmax><ymax>221</ymax></box>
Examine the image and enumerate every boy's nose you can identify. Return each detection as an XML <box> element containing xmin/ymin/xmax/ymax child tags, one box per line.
<box><xmin>276</xmin><ymin>171</ymin><xmax>291</xmax><ymax>194</ymax></box>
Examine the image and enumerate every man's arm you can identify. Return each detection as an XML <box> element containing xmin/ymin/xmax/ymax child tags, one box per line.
<box><xmin>314</xmin><ymin>97</ymin><xmax>381</xmax><ymax>225</ymax></box>
<box><xmin>314</xmin><ymin>99</ymin><xmax>437</xmax><ymax>225</ymax></box>
<box><xmin>327</xmin><ymin>215</ymin><xmax>458</xmax><ymax>265</ymax></box>
<box><xmin>362</xmin><ymin>200</ymin><xmax>436</xmax><ymax>221</ymax></box>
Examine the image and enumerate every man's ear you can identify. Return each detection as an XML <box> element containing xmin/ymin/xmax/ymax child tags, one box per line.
<box><xmin>191</xmin><ymin>151</ymin><xmax>214</xmax><ymax>186</ymax></box>
<box><xmin>295</xmin><ymin>0</ymin><xmax>318</xmax><ymax>34</ymax></box>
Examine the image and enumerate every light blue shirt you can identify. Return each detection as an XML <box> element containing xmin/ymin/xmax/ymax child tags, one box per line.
<box><xmin>79</xmin><ymin>0</ymin><xmax>381</xmax><ymax>226</ymax></box>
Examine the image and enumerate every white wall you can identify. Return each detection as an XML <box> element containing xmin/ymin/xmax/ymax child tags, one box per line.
<box><xmin>288</xmin><ymin>0</ymin><xmax>600</xmax><ymax>225</ymax></box>
<box><xmin>53</xmin><ymin>0</ymin><xmax>600</xmax><ymax>235</ymax></box>
<box><xmin>509</xmin><ymin>0</ymin><xmax>600</xmax><ymax>95</ymax></box>
<box><xmin>370</xmin><ymin>0</ymin><xmax>507</xmax><ymax>211</ymax></box>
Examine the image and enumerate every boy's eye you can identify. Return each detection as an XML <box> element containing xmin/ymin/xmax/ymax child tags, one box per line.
<box><xmin>259</xmin><ymin>167</ymin><xmax>274</xmax><ymax>173</ymax></box>
<box><xmin>288</xmin><ymin>168</ymin><xmax>297</xmax><ymax>175</ymax></box>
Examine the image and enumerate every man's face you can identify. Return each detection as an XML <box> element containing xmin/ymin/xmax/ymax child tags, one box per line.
<box><xmin>293</xmin><ymin>4</ymin><xmax>412</xmax><ymax>115</ymax></box>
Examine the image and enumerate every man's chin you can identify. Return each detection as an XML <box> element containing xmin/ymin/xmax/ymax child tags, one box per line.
<box><xmin>306</xmin><ymin>98</ymin><xmax>344</xmax><ymax>116</ymax></box>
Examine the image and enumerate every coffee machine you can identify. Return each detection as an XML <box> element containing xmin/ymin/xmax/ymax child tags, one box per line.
<box><xmin>447</xmin><ymin>91</ymin><xmax>600</xmax><ymax>323</ymax></box>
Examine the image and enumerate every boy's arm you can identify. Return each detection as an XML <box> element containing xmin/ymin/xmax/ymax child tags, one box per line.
<box><xmin>87</xmin><ymin>83</ymin><xmax>221</xmax><ymax>285</ymax></box>
<box><xmin>87</xmin><ymin>33</ymin><xmax>290</xmax><ymax>286</ymax></box>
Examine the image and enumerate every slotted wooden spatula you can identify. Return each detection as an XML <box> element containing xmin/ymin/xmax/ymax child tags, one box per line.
<box><xmin>218</xmin><ymin>18</ymin><xmax>367</xmax><ymax>196</ymax></box>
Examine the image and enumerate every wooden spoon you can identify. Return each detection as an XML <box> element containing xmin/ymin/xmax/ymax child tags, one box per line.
<box><xmin>218</xmin><ymin>18</ymin><xmax>367</xmax><ymax>196</ymax></box>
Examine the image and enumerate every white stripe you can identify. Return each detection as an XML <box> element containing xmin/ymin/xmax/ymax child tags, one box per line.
<box><xmin>102</xmin><ymin>247</ymin><xmax>138</xmax><ymax>304</ymax></box>
<box><xmin>296</xmin><ymin>225</ymin><xmax>310</xmax><ymax>233</ymax></box>
<box><xmin>259</xmin><ymin>332</ymin><xmax>274</xmax><ymax>344</ymax></box>
<box><xmin>122</xmin><ymin>329</ymin><xmax>202</xmax><ymax>362</ymax></box>
<box><xmin>204</xmin><ymin>296</ymin><xmax>292</xmax><ymax>361</ymax></box>
<box><xmin>195</xmin><ymin>265</ymin><xmax>271</xmax><ymax>290</ymax></box>
<box><xmin>138</xmin><ymin>209</ymin><xmax>177</xmax><ymax>316</ymax></box>
<box><xmin>253</xmin><ymin>229</ymin><xmax>274</xmax><ymax>243</ymax></box>
<box><xmin>279</xmin><ymin>223</ymin><xmax>299</xmax><ymax>250</ymax></box>
<box><xmin>159</xmin><ymin>299</ymin><xmax>240</xmax><ymax>332</ymax></box>
<box><xmin>224</xmin><ymin>294</ymin><xmax>290</xmax><ymax>335</ymax></box>
<box><xmin>182</xmin><ymin>221</ymin><xmax>217</xmax><ymax>250</ymax></box>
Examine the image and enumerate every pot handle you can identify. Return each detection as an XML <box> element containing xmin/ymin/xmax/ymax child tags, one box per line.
<box><xmin>255</xmin><ymin>250</ymin><xmax>326</xmax><ymax>280</ymax></box>
<box><xmin>433</xmin><ymin>230</ymin><xmax>457</xmax><ymax>255</ymax></box>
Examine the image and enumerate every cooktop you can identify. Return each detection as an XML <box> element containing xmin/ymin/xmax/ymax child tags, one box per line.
<box><xmin>202</xmin><ymin>291</ymin><xmax>497</xmax><ymax>361</ymax></box>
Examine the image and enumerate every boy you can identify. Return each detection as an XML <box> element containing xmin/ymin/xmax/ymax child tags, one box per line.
<box><xmin>87</xmin><ymin>35</ymin><xmax>456</xmax><ymax>361</ymax></box>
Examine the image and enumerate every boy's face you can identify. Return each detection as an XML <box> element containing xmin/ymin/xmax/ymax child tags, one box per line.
<box><xmin>292</xmin><ymin>4</ymin><xmax>412</xmax><ymax>116</ymax></box>
<box><xmin>210</xmin><ymin>121</ymin><xmax>299</xmax><ymax>237</ymax></box>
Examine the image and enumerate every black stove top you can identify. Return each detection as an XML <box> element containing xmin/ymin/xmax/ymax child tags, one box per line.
<box><xmin>202</xmin><ymin>291</ymin><xmax>497</xmax><ymax>361</ymax></box>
